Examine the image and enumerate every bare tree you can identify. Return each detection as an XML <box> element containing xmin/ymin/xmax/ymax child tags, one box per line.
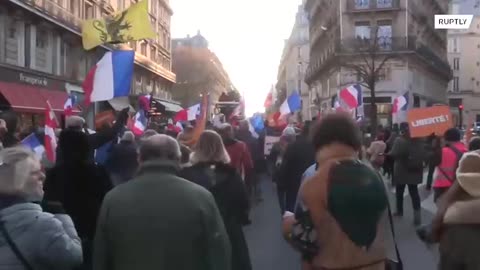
<box><xmin>338</xmin><ymin>27</ymin><xmax>399</xmax><ymax>135</ymax></box>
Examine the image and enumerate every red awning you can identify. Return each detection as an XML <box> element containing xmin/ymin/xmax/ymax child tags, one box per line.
<box><xmin>0</xmin><ymin>82</ymin><xmax>80</xmax><ymax>113</ymax></box>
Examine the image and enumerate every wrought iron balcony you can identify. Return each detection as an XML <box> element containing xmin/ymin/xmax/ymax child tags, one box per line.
<box><xmin>305</xmin><ymin>36</ymin><xmax>452</xmax><ymax>83</ymax></box>
<box><xmin>346</xmin><ymin>0</ymin><xmax>400</xmax><ymax>12</ymax></box>
<box><xmin>23</xmin><ymin>0</ymin><xmax>83</xmax><ymax>32</ymax></box>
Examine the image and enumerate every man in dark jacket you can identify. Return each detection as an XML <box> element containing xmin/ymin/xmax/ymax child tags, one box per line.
<box><xmin>104</xmin><ymin>131</ymin><xmax>138</xmax><ymax>186</ymax></box>
<box><xmin>277</xmin><ymin>121</ymin><xmax>316</xmax><ymax>213</ymax></box>
<box><xmin>56</xmin><ymin>107</ymin><xmax>129</xmax><ymax>163</ymax></box>
<box><xmin>387</xmin><ymin>122</ymin><xmax>423</xmax><ymax>225</ymax></box>
<box><xmin>93</xmin><ymin>134</ymin><xmax>231</xmax><ymax>270</ymax></box>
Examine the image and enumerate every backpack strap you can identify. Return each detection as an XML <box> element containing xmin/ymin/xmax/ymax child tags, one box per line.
<box><xmin>0</xmin><ymin>220</ymin><xmax>34</xmax><ymax>270</ymax></box>
<box><xmin>448</xmin><ymin>145</ymin><xmax>463</xmax><ymax>161</ymax></box>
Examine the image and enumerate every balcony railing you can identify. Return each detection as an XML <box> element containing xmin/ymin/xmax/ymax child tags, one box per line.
<box><xmin>24</xmin><ymin>0</ymin><xmax>83</xmax><ymax>32</ymax></box>
<box><xmin>346</xmin><ymin>0</ymin><xmax>400</xmax><ymax>12</ymax></box>
<box><xmin>338</xmin><ymin>37</ymin><xmax>416</xmax><ymax>53</ymax></box>
<box><xmin>305</xmin><ymin>36</ymin><xmax>452</xmax><ymax>83</ymax></box>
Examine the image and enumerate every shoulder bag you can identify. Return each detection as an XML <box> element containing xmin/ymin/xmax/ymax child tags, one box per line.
<box><xmin>377</xmin><ymin>171</ymin><xmax>403</xmax><ymax>270</ymax></box>
<box><xmin>0</xmin><ymin>220</ymin><xmax>34</xmax><ymax>270</ymax></box>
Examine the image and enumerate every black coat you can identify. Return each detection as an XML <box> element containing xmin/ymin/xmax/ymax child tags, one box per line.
<box><xmin>43</xmin><ymin>130</ymin><xmax>113</xmax><ymax>241</ymax></box>
<box><xmin>277</xmin><ymin>135</ymin><xmax>316</xmax><ymax>191</ymax></box>
<box><xmin>180</xmin><ymin>162</ymin><xmax>252</xmax><ymax>270</ymax></box>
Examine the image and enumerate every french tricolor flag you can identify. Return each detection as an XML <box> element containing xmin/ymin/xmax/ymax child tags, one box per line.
<box><xmin>63</xmin><ymin>95</ymin><xmax>77</xmax><ymax>116</ymax></box>
<box><xmin>83</xmin><ymin>50</ymin><xmax>135</xmax><ymax>106</ymax></box>
<box><xmin>129</xmin><ymin>109</ymin><xmax>148</xmax><ymax>136</ymax></box>
<box><xmin>339</xmin><ymin>84</ymin><xmax>362</xmax><ymax>109</ymax></box>
<box><xmin>21</xmin><ymin>133</ymin><xmax>45</xmax><ymax>160</ymax></box>
<box><xmin>392</xmin><ymin>92</ymin><xmax>409</xmax><ymax>113</ymax></box>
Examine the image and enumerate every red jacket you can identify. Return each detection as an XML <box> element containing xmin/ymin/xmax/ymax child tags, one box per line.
<box><xmin>224</xmin><ymin>139</ymin><xmax>253</xmax><ymax>179</ymax></box>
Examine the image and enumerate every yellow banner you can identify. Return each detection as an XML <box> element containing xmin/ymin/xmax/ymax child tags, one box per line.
<box><xmin>82</xmin><ymin>0</ymin><xmax>155</xmax><ymax>50</ymax></box>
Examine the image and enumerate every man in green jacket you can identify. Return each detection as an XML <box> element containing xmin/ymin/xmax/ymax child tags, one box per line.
<box><xmin>93</xmin><ymin>134</ymin><xmax>231</xmax><ymax>270</ymax></box>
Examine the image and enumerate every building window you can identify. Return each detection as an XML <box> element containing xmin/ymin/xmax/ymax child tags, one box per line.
<box><xmin>36</xmin><ymin>29</ymin><xmax>48</xmax><ymax>49</ymax></box>
<box><xmin>150</xmin><ymin>46</ymin><xmax>156</xmax><ymax>61</ymax></box>
<box><xmin>377</xmin><ymin>20</ymin><xmax>392</xmax><ymax>50</ymax></box>
<box><xmin>377</xmin><ymin>0</ymin><xmax>393</xmax><ymax>8</ymax></box>
<box><xmin>453</xmin><ymin>76</ymin><xmax>459</xmax><ymax>92</ymax></box>
<box><xmin>453</xmin><ymin>57</ymin><xmax>460</xmax><ymax>70</ymax></box>
<box><xmin>453</xmin><ymin>38</ymin><xmax>459</xmax><ymax>52</ymax></box>
<box><xmin>140</xmin><ymin>42</ymin><xmax>147</xmax><ymax>55</ymax></box>
<box><xmin>355</xmin><ymin>21</ymin><xmax>371</xmax><ymax>39</ymax></box>
<box><xmin>355</xmin><ymin>0</ymin><xmax>369</xmax><ymax>9</ymax></box>
<box><xmin>85</xmin><ymin>2</ymin><xmax>94</xmax><ymax>19</ymax></box>
<box><xmin>149</xmin><ymin>0</ymin><xmax>157</xmax><ymax>15</ymax></box>
<box><xmin>117</xmin><ymin>0</ymin><xmax>124</xmax><ymax>10</ymax></box>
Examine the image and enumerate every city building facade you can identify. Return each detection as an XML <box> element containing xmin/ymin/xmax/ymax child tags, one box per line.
<box><xmin>0</xmin><ymin>0</ymin><xmax>176</xmax><ymax>129</ymax></box>
<box><xmin>276</xmin><ymin>1</ymin><xmax>311</xmax><ymax>120</ymax></box>
<box><xmin>305</xmin><ymin>0</ymin><xmax>451</xmax><ymax>126</ymax></box>
<box><xmin>448</xmin><ymin>0</ymin><xmax>480</xmax><ymax>126</ymax></box>
<box><xmin>172</xmin><ymin>32</ymin><xmax>234</xmax><ymax>117</ymax></box>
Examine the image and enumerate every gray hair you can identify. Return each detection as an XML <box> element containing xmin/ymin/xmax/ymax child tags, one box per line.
<box><xmin>0</xmin><ymin>147</ymin><xmax>37</xmax><ymax>195</ymax></box>
<box><xmin>121</xmin><ymin>131</ymin><xmax>135</xmax><ymax>142</ymax></box>
<box><xmin>139</xmin><ymin>134</ymin><xmax>181</xmax><ymax>162</ymax></box>
<box><xmin>143</xmin><ymin>129</ymin><xmax>158</xmax><ymax>139</ymax></box>
<box><xmin>191</xmin><ymin>130</ymin><xmax>231</xmax><ymax>164</ymax></box>
<box><xmin>65</xmin><ymin>116</ymin><xmax>85</xmax><ymax>129</ymax></box>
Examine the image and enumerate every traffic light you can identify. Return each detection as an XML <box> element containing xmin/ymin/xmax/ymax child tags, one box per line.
<box><xmin>459</xmin><ymin>104</ymin><xmax>464</xmax><ymax>110</ymax></box>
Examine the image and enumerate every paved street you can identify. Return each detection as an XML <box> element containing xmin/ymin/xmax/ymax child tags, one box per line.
<box><xmin>245</xmin><ymin>174</ymin><xmax>439</xmax><ymax>270</ymax></box>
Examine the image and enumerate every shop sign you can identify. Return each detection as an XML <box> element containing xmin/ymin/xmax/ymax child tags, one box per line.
<box><xmin>0</xmin><ymin>66</ymin><xmax>63</xmax><ymax>90</ymax></box>
<box><xmin>19</xmin><ymin>73</ymin><xmax>48</xmax><ymax>87</ymax></box>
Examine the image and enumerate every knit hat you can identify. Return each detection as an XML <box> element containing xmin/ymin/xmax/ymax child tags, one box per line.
<box><xmin>456</xmin><ymin>151</ymin><xmax>480</xmax><ymax>197</ymax></box>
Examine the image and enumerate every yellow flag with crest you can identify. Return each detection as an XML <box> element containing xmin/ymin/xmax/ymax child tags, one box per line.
<box><xmin>82</xmin><ymin>0</ymin><xmax>155</xmax><ymax>50</ymax></box>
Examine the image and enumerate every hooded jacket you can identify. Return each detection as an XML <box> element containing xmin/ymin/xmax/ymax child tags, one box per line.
<box><xmin>0</xmin><ymin>200</ymin><xmax>82</xmax><ymax>270</ymax></box>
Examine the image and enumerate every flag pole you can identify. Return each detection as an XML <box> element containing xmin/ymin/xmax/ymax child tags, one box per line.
<box><xmin>45</xmin><ymin>100</ymin><xmax>59</xmax><ymax>127</ymax></box>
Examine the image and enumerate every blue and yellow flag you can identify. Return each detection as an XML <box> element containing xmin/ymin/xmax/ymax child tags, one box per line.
<box><xmin>82</xmin><ymin>0</ymin><xmax>155</xmax><ymax>50</ymax></box>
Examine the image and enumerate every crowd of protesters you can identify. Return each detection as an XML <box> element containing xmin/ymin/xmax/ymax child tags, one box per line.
<box><xmin>1</xmin><ymin>107</ymin><xmax>480</xmax><ymax>270</ymax></box>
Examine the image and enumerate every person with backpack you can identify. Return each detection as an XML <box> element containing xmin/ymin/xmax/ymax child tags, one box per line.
<box><xmin>388</xmin><ymin>122</ymin><xmax>424</xmax><ymax>225</ymax></box>
<box><xmin>433</xmin><ymin>128</ymin><xmax>467</xmax><ymax>202</ymax></box>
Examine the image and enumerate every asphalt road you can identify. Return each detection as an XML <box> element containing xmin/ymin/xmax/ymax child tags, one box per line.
<box><xmin>244</xmin><ymin>174</ymin><xmax>439</xmax><ymax>270</ymax></box>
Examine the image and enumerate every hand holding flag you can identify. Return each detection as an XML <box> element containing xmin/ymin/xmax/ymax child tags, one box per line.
<box><xmin>44</xmin><ymin>101</ymin><xmax>57</xmax><ymax>162</ymax></box>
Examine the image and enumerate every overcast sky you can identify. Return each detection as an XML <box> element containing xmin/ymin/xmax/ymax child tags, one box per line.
<box><xmin>170</xmin><ymin>0</ymin><xmax>301</xmax><ymax>116</ymax></box>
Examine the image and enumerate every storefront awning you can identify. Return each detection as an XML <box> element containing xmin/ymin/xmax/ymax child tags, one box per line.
<box><xmin>157</xmin><ymin>100</ymin><xmax>183</xmax><ymax>112</ymax></box>
<box><xmin>107</xmin><ymin>97</ymin><xmax>135</xmax><ymax>112</ymax></box>
<box><xmin>0</xmin><ymin>82</ymin><xmax>80</xmax><ymax>113</ymax></box>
